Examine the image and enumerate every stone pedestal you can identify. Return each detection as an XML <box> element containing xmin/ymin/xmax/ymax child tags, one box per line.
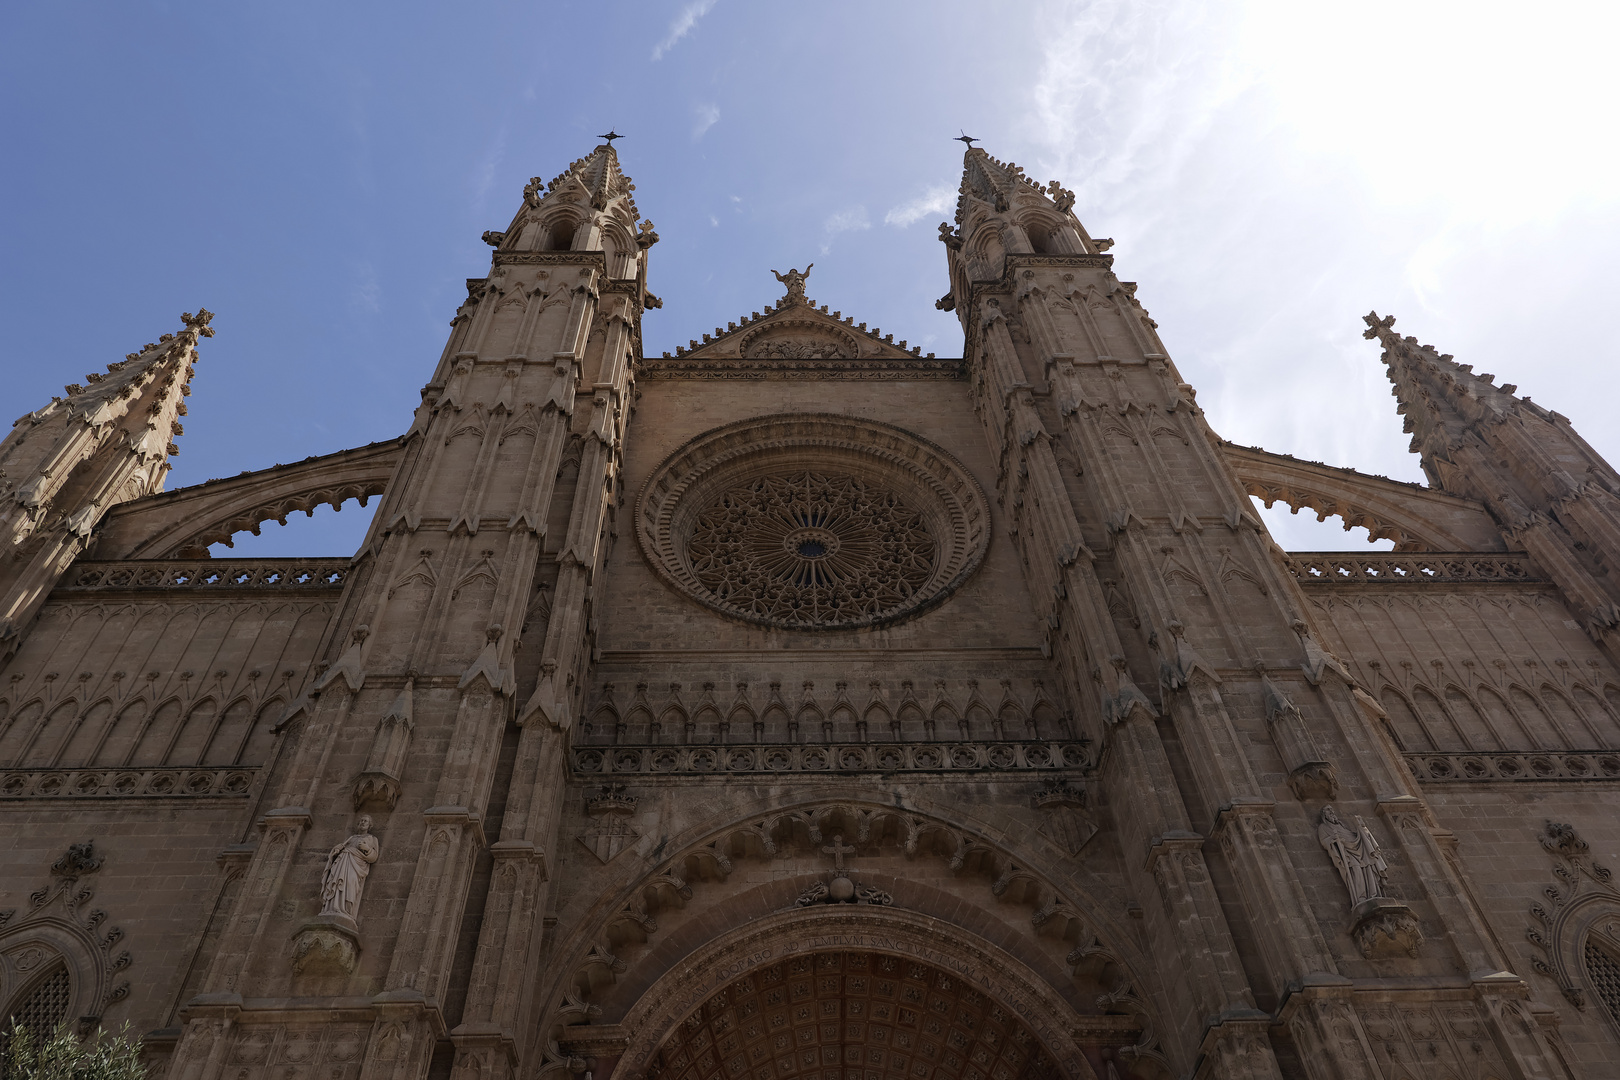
<box><xmin>292</xmin><ymin>913</ymin><xmax>362</xmax><ymax>974</ymax></box>
<box><xmin>1348</xmin><ymin>898</ymin><xmax>1423</xmax><ymax>959</ymax></box>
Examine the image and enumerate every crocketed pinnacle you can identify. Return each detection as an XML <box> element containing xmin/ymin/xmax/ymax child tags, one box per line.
<box><xmin>1362</xmin><ymin>310</ymin><xmax>1552</xmax><ymax>493</ymax></box>
<box><xmin>523</xmin><ymin>142</ymin><xmax>640</xmax><ymax>219</ymax></box>
<box><xmin>953</xmin><ymin>145</ymin><xmax>1076</xmax><ymax>227</ymax></box>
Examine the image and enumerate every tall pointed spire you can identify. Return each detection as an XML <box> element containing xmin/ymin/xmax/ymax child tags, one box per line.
<box><xmin>0</xmin><ymin>309</ymin><xmax>211</xmax><ymax>644</ymax></box>
<box><xmin>938</xmin><ymin>144</ymin><xmax>1110</xmax><ymax>321</ymax></box>
<box><xmin>1365</xmin><ymin>310</ymin><xmax>1620</xmax><ymax>638</ymax></box>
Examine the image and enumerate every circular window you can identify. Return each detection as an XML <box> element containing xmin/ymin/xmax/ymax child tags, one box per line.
<box><xmin>637</xmin><ymin>414</ymin><xmax>989</xmax><ymax>630</ymax></box>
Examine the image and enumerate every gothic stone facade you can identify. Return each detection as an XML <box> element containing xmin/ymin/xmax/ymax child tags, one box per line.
<box><xmin>3</xmin><ymin>145</ymin><xmax>1620</xmax><ymax>1080</ymax></box>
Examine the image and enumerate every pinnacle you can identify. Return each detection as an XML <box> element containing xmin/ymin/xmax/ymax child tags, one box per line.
<box><xmin>954</xmin><ymin>143</ymin><xmax>1076</xmax><ymax>224</ymax></box>
<box><xmin>519</xmin><ymin>142</ymin><xmax>639</xmax><ymax>220</ymax></box>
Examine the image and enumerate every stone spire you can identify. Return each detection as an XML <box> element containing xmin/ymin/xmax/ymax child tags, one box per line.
<box><xmin>1366</xmin><ymin>310</ymin><xmax>1620</xmax><ymax>637</ymax></box>
<box><xmin>0</xmin><ymin>309</ymin><xmax>211</xmax><ymax>646</ymax></box>
<box><xmin>937</xmin><ymin>146</ymin><xmax>1112</xmax><ymax>319</ymax></box>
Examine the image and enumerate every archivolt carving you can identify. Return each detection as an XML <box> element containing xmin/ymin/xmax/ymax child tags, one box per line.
<box><xmin>546</xmin><ymin>799</ymin><xmax>1160</xmax><ymax>1074</ymax></box>
<box><xmin>637</xmin><ymin>416</ymin><xmax>989</xmax><ymax>630</ymax></box>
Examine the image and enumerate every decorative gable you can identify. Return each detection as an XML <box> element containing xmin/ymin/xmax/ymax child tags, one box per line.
<box><xmin>640</xmin><ymin>267</ymin><xmax>960</xmax><ymax>380</ymax></box>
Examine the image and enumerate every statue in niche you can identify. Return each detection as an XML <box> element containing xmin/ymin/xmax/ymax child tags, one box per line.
<box><xmin>1317</xmin><ymin>805</ymin><xmax>1388</xmax><ymax>906</ymax></box>
<box><xmin>320</xmin><ymin>816</ymin><xmax>380</xmax><ymax>921</ymax></box>
<box><xmin>772</xmin><ymin>264</ymin><xmax>813</xmax><ymax>304</ymax></box>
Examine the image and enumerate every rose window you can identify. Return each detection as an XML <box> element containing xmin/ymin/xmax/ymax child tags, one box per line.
<box><xmin>686</xmin><ymin>471</ymin><xmax>936</xmax><ymax>626</ymax></box>
<box><xmin>637</xmin><ymin>414</ymin><xmax>990</xmax><ymax>630</ymax></box>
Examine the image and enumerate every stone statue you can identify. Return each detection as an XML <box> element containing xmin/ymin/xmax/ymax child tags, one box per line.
<box><xmin>771</xmin><ymin>264</ymin><xmax>813</xmax><ymax>304</ymax></box>
<box><xmin>1317</xmin><ymin>805</ymin><xmax>1388</xmax><ymax>906</ymax></box>
<box><xmin>320</xmin><ymin>816</ymin><xmax>380</xmax><ymax>921</ymax></box>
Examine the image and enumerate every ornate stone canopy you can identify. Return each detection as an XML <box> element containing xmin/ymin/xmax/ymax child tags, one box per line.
<box><xmin>636</xmin><ymin>415</ymin><xmax>990</xmax><ymax>630</ymax></box>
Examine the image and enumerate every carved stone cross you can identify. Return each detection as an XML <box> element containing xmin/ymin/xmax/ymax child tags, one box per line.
<box><xmin>821</xmin><ymin>833</ymin><xmax>855</xmax><ymax>872</ymax></box>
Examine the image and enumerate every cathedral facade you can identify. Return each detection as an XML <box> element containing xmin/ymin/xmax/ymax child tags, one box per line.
<box><xmin>3</xmin><ymin>143</ymin><xmax>1620</xmax><ymax>1079</ymax></box>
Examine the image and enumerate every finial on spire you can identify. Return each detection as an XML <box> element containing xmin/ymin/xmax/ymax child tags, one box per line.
<box><xmin>598</xmin><ymin>130</ymin><xmax>623</xmax><ymax>145</ymax></box>
<box><xmin>771</xmin><ymin>265</ymin><xmax>813</xmax><ymax>305</ymax></box>
<box><xmin>955</xmin><ymin>131</ymin><xmax>979</xmax><ymax>147</ymax></box>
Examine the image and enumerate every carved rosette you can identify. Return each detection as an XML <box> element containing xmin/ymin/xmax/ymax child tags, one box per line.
<box><xmin>637</xmin><ymin>415</ymin><xmax>989</xmax><ymax>631</ymax></box>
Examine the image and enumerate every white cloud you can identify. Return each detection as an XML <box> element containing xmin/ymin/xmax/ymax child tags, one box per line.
<box><xmin>709</xmin><ymin>214</ymin><xmax>719</xmax><ymax>227</ymax></box>
<box><xmin>884</xmin><ymin>185</ymin><xmax>955</xmax><ymax>228</ymax></box>
<box><xmin>819</xmin><ymin>206</ymin><xmax>871</xmax><ymax>253</ymax></box>
<box><xmin>351</xmin><ymin>262</ymin><xmax>381</xmax><ymax>314</ymax></box>
<box><xmin>692</xmin><ymin>103</ymin><xmax>720</xmax><ymax>139</ymax></box>
<box><xmin>652</xmin><ymin>0</ymin><xmax>717</xmax><ymax>61</ymax></box>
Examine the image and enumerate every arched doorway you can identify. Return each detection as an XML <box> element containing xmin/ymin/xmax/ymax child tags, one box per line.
<box><xmin>577</xmin><ymin>906</ymin><xmax>1150</xmax><ymax>1080</ymax></box>
<box><xmin>644</xmin><ymin>949</ymin><xmax>1061</xmax><ymax>1080</ymax></box>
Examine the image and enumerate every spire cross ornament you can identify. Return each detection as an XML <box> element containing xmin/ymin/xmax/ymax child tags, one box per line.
<box><xmin>821</xmin><ymin>833</ymin><xmax>855</xmax><ymax>872</ymax></box>
<box><xmin>598</xmin><ymin>130</ymin><xmax>623</xmax><ymax>145</ymax></box>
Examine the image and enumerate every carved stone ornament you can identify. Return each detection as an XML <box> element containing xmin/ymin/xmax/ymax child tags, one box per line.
<box><xmin>292</xmin><ymin>817</ymin><xmax>379</xmax><ymax>975</ymax></box>
<box><xmin>636</xmin><ymin>415</ymin><xmax>990</xmax><ymax>631</ymax></box>
<box><xmin>1525</xmin><ymin>819</ymin><xmax>1620</xmax><ymax>1009</ymax></box>
<box><xmin>1031</xmin><ymin>779</ymin><xmax>1098</xmax><ymax>856</ymax></box>
<box><xmin>1317</xmin><ymin>805</ymin><xmax>1423</xmax><ymax>958</ymax></box>
<box><xmin>0</xmin><ymin>841</ymin><xmax>132</xmax><ymax>1020</ymax></box>
<box><xmin>578</xmin><ymin>785</ymin><xmax>641</xmax><ymax>864</ymax></box>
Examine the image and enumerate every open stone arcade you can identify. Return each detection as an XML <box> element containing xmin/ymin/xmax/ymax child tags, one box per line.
<box><xmin>3</xmin><ymin>143</ymin><xmax>1620</xmax><ymax>1079</ymax></box>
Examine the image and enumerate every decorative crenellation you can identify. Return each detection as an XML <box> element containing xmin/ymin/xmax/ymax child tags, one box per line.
<box><xmin>572</xmin><ymin>740</ymin><xmax>1092</xmax><ymax>777</ymax></box>
<box><xmin>61</xmin><ymin>559</ymin><xmax>348</xmax><ymax>592</ymax></box>
<box><xmin>0</xmin><ymin>766</ymin><xmax>260</xmax><ymax>799</ymax></box>
<box><xmin>1407</xmin><ymin>751</ymin><xmax>1620</xmax><ymax>782</ymax></box>
<box><xmin>1286</xmin><ymin>553</ymin><xmax>1546</xmax><ymax>585</ymax></box>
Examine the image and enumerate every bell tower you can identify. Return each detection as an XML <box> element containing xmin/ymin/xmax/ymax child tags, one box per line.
<box><xmin>938</xmin><ymin>146</ymin><xmax>1568</xmax><ymax>1074</ymax></box>
<box><xmin>166</xmin><ymin>144</ymin><xmax>656</xmax><ymax>1080</ymax></box>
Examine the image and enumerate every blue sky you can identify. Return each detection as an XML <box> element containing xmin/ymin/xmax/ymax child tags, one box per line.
<box><xmin>4</xmin><ymin>1</ymin><xmax>1618</xmax><ymax>555</ymax></box>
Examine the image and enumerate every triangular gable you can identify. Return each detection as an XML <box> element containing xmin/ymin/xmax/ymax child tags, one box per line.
<box><xmin>640</xmin><ymin>273</ymin><xmax>961</xmax><ymax>381</ymax></box>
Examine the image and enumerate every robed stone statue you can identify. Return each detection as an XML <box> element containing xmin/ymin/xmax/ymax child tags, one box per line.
<box><xmin>1317</xmin><ymin>805</ymin><xmax>1388</xmax><ymax>906</ymax></box>
<box><xmin>320</xmin><ymin>815</ymin><xmax>380</xmax><ymax>921</ymax></box>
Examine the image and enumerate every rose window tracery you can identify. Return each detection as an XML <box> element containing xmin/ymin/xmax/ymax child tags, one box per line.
<box><xmin>638</xmin><ymin>415</ymin><xmax>989</xmax><ymax>631</ymax></box>
<box><xmin>686</xmin><ymin>472</ymin><xmax>936</xmax><ymax>626</ymax></box>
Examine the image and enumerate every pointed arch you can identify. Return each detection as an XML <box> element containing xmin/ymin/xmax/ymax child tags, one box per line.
<box><xmin>0</xmin><ymin>700</ymin><xmax>46</xmax><ymax>768</ymax></box>
<box><xmin>91</xmin><ymin>699</ymin><xmax>148</xmax><ymax>767</ymax></box>
<box><xmin>16</xmin><ymin>699</ymin><xmax>80</xmax><ymax>768</ymax></box>
<box><xmin>1573</xmin><ymin>685</ymin><xmax>1620</xmax><ymax>746</ymax></box>
<box><xmin>127</xmin><ymin>697</ymin><xmax>183</xmax><ymax>767</ymax></box>
<box><xmin>201</xmin><ymin>697</ymin><xmax>255</xmax><ymax>767</ymax></box>
<box><xmin>1378</xmin><ymin>688</ymin><xmax>1431</xmax><ymax>752</ymax></box>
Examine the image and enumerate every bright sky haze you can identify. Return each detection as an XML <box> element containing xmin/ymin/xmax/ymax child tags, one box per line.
<box><xmin>4</xmin><ymin>1</ymin><xmax>1617</xmax><ymax>555</ymax></box>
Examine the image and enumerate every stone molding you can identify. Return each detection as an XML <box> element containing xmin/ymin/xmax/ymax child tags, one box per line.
<box><xmin>635</xmin><ymin>414</ymin><xmax>990</xmax><ymax>631</ymax></box>
<box><xmin>0</xmin><ymin>765</ymin><xmax>260</xmax><ymax>799</ymax></box>
<box><xmin>1406</xmin><ymin>751</ymin><xmax>1620</xmax><ymax>782</ymax></box>
<box><xmin>571</xmin><ymin>740</ymin><xmax>1093</xmax><ymax>777</ymax></box>
<box><xmin>58</xmin><ymin>559</ymin><xmax>348</xmax><ymax>594</ymax></box>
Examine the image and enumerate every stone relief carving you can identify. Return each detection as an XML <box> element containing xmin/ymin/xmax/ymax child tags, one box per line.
<box><xmin>1317</xmin><ymin>806</ymin><xmax>1422</xmax><ymax>958</ymax></box>
<box><xmin>1525</xmin><ymin>820</ymin><xmax>1620</xmax><ymax>1011</ymax></box>
<box><xmin>794</xmin><ymin>833</ymin><xmax>893</xmax><ymax>907</ymax></box>
<box><xmin>577</xmin><ymin>783</ymin><xmax>640</xmax><ymax>864</ymax></box>
<box><xmin>742</xmin><ymin>336</ymin><xmax>851</xmax><ymax>360</ymax></box>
